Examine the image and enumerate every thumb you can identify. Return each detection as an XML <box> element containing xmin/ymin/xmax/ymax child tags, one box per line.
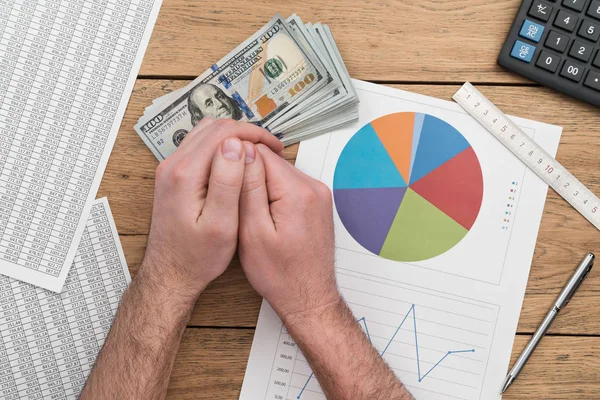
<box><xmin>239</xmin><ymin>142</ymin><xmax>274</xmax><ymax>236</ymax></box>
<box><xmin>202</xmin><ymin>138</ymin><xmax>246</xmax><ymax>226</ymax></box>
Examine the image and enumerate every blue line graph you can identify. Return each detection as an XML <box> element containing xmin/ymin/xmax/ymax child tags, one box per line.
<box><xmin>357</xmin><ymin>317</ymin><xmax>372</xmax><ymax>344</ymax></box>
<box><xmin>296</xmin><ymin>304</ymin><xmax>475</xmax><ymax>399</ymax></box>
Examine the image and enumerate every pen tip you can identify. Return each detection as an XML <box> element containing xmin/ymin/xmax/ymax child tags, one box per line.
<box><xmin>501</xmin><ymin>375</ymin><xmax>514</xmax><ymax>393</ymax></box>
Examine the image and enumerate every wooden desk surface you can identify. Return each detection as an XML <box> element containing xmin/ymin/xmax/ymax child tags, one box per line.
<box><xmin>98</xmin><ymin>0</ymin><xmax>600</xmax><ymax>398</ymax></box>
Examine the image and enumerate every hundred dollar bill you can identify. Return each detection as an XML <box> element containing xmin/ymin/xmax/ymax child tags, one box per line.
<box><xmin>269</xmin><ymin>17</ymin><xmax>354</xmax><ymax>132</ymax></box>
<box><xmin>135</xmin><ymin>14</ymin><xmax>327</xmax><ymax>161</ymax></box>
<box><xmin>262</xmin><ymin>15</ymin><xmax>342</xmax><ymax>128</ymax></box>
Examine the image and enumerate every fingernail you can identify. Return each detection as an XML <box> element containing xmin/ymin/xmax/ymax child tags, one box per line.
<box><xmin>222</xmin><ymin>138</ymin><xmax>242</xmax><ymax>161</ymax></box>
<box><xmin>244</xmin><ymin>143</ymin><xmax>255</xmax><ymax>164</ymax></box>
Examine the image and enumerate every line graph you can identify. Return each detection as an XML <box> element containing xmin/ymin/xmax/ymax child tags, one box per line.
<box><xmin>296</xmin><ymin>304</ymin><xmax>476</xmax><ymax>399</ymax></box>
<box><xmin>263</xmin><ymin>269</ymin><xmax>499</xmax><ymax>400</ymax></box>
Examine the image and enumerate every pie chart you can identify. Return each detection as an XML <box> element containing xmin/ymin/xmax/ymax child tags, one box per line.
<box><xmin>333</xmin><ymin>112</ymin><xmax>484</xmax><ymax>262</ymax></box>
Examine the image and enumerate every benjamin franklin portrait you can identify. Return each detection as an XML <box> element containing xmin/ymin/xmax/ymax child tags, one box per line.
<box><xmin>187</xmin><ymin>83</ymin><xmax>243</xmax><ymax>126</ymax></box>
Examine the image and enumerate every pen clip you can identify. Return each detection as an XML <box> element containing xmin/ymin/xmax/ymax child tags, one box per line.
<box><xmin>564</xmin><ymin>261</ymin><xmax>594</xmax><ymax>306</ymax></box>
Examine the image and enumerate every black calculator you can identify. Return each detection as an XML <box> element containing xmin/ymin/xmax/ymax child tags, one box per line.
<box><xmin>498</xmin><ymin>0</ymin><xmax>600</xmax><ymax>107</ymax></box>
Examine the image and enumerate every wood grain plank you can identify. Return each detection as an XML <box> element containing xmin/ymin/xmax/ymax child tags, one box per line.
<box><xmin>105</xmin><ymin>80</ymin><xmax>600</xmax><ymax>334</ymax></box>
<box><xmin>142</xmin><ymin>0</ymin><xmax>529</xmax><ymax>83</ymax></box>
<box><xmin>168</xmin><ymin>328</ymin><xmax>253</xmax><ymax>400</ymax></box>
<box><xmin>170</xmin><ymin>328</ymin><xmax>600</xmax><ymax>399</ymax></box>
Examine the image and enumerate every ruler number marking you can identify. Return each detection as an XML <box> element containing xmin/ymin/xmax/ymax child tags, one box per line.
<box><xmin>453</xmin><ymin>82</ymin><xmax>600</xmax><ymax>231</ymax></box>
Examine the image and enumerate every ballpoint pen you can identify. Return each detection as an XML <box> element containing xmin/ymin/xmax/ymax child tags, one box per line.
<box><xmin>501</xmin><ymin>252</ymin><xmax>595</xmax><ymax>393</ymax></box>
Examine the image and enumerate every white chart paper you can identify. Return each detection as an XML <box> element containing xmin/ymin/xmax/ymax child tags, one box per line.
<box><xmin>0</xmin><ymin>0</ymin><xmax>162</xmax><ymax>292</ymax></box>
<box><xmin>240</xmin><ymin>80</ymin><xmax>562</xmax><ymax>400</ymax></box>
<box><xmin>0</xmin><ymin>197</ymin><xmax>130</xmax><ymax>400</ymax></box>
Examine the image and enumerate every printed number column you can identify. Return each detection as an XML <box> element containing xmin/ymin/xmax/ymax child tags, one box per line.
<box><xmin>94</xmin><ymin>214</ymin><xmax>126</xmax><ymax>320</ymax></box>
<box><xmin>9</xmin><ymin>281</ymin><xmax>43</xmax><ymax>399</ymax></box>
<box><xmin>18</xmin><ymin>0</ymin><xmax>66</xmax><ymax>275</ymax></box>
<box><xmin>0</xmin><ymin>0</ymin><xmax>33</xmax><ymax>107</ymax></box>
<box><xmin>70</xmin><ymin>0</ymin><xmax>121</xmax><ymax>244</ymax></box>
<box><xmin>85</xmin><ymin>207</ymin><xmax>115</xmax><ymax>344</ymax></box>
<box><xmin>0</xmin><ymin>0</ymin><xmax>15</xmax><ymax>103</ymax></box>
<box><xmin>72</xmin><ymin>227</ymin><xmax>102</xmax><ymax>377</ymax></box>
<box><xmin>13</xmin><ymin>0</ymin><xmax>62</xmax><ymax>273</ymax></box>
<box><xmin>0</xmin><ymin>1</ymin><xmax>36</xmax><ymax>263</ymax></box>
<box><xmin>36</xmin><ymin>0</ymin><xmax>106</xmax><ymax>277</ymax></box>
<box><xmin>38</xmin><ymin>288</ymin><xmax>78</xmax><ymax>400</ymax></box>
<box><xmin>29</xmin><ymin>288</ymin><xmax>65</xmax><ymax>400</ymax></box>
<box><xmin>62</xmin><ymin>231</ymin><xmax>98</xmax><ymax>390</ymax></box>
<box><xmin>69</xmin><ymin>0</ymin><xmax>110</xmax><ymax>227</ymax></box>
<box><xmin>0</xmin><ymin>275</ymin><xmax>19</xmax><ymax>400</ymax></box>
<box><xmin>37</xmin><ymin>0</ymin><xmax>88</xmax><ymax>277</ymax></box>
<box><xmin>0</xmin><ymin>1</ymin><xmax>15</xmax><ymax>229</ymax></box>
<box><xmin>73</xmin><ymin>0</ymin><xmax>128</xmax><ymax>229</ymax></box>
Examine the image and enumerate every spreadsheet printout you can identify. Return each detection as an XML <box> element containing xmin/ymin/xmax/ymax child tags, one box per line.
<box><xmin>0</xmin><ymin>198</ymin><xmax>131</xmax><ymax>400</ymax></box>
<box><xmin>0</xmin><ymin>0</ymin><xmax>162</xmax><ymax>291</ymax></box>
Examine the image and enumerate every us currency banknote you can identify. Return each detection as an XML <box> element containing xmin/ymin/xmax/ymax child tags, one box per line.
<box><xmin>135</xmin><ymin>14</ymin><xmax>358</xmax><ymax>161</ymax></box>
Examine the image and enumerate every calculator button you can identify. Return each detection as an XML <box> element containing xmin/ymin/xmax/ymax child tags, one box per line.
<box><xmin>545</xmin><ymin>30</ymin><xmax>570</xmax><ymax>51</ymax></box>
<box><xmin>563</xmin><ymin>0</ymin><xmax>586</xmax><ymax>12</ymax></box>
<box><xmin>584</xmin><ymin>69</ymin><xmax>600</xmax><ymax>90</ymax></box>
<box><xmin>569</xmin><ymin>40</ymin><xmax>594</xmax><ymax>61</ymax></box>
<box><xmin>593</xmin><ymin>50</ymin><xmax>600</xmax><ymax>66</ymax></box>
<box><xmin>560</xmin><ymin>60</ymin><xmax>585</xmax><ymax>81</ymax></box>
<box><xmin>510</xmin><ymin>40</ymin><xmax>537</xmax><ymax>62</ymax></box>
<box><xmin>554</xmin><ymin>10</ymin><xmax>579</xmax><ymax>31</ymax></box>
<box><xmin>578</xmin><ymin>19</ymin><xmax>600</xmax><ymax>41</ymax></box>
<box><xmin>587</xmin><ymin>0</ymin><xmax>600</xmax><ymax>19</ymax></box>
<box><xmin>519</xmin><ymin>19</ymin><xmax>546</xmax><ymax>42</ymax></box>
<box><xmin>536</xmin><ymin>50</ymin><xmax>562</xmax><ymax>72</ymax></box>
<box><xmin>529</xmin><ymin>0</ymin><xmax>554</xmax><ymax>21</ymax></box>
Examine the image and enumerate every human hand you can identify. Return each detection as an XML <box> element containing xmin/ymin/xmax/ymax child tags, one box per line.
<box><xmin>140</xmin><ymin>119</ymin><xmax>284</xmax><ymax>302</ymax></box>
<box><xmin>238</xmin><ymin>144</ymin><xmax>341</xmax><ymax>322</ymax></box>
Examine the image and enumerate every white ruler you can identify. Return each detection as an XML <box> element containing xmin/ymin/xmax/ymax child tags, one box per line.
<box><xmin>453</xmin><ymin>82</ymin><xmax>600</xmax><ymax>231</ymax></box>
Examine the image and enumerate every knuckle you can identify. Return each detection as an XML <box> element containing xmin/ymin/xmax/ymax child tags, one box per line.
<box><xmin>213</xmin><ymin>118</ymin><xmax>238</xmax><ymax>134</ymax></box>
<box><xmin>297</xmin><ymin>185</ymin><xmax>318</xmax><ymax>204</ymax></box>
<box><xmin>241</xmin><ymin>176</ymin><xmax>264</xmax><ymax>195</ymax></box>
<box><xmin>315</xmin><ymin>182</ymin><xmax>332</xmax><ymax>200</ymax></box>
<box><xmin>170</xmin><ymin>161</ymin><xmax>192</xmax><ymax>185</ymax></box>
<box><xmin>211</xmin><ymin>173</ymin><xmax>242</xmax><ymax>192</ymax></box>
<box><xmin>205</xmin><ymin>219</ymin><xmax>236</xmax><ymax>242</ymax></box>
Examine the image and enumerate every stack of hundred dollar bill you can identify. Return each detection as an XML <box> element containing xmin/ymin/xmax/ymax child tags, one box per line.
<box><xmin>135</xmin><ymin>14</ymin><xmax>359</xmax><ymax>161</ymax></box>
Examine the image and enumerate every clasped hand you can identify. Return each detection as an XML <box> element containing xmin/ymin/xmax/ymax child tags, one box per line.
<box><xmin>141</xmin><ymin>119</ymin><xmax>340</xmax><ymax>320</ymax></box>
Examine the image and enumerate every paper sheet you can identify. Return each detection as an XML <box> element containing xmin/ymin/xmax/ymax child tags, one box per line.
<box><xmin>0</xmin><ymin>198</ymin><xmax>130</xmax><ymax>399</ymax></box>
<box><xmin>240</xmin><ymin>80</ymin><xmax>562</xmax><ymax>400</ymax></box>
<box><xmin>0</xmin><ymin>0</ymin><xmax>162</xmax><ymax>292</ymax></box>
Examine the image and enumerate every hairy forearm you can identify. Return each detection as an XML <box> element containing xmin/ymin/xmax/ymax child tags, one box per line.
<box><xmin>284</xmin><ymin>298</ymin><xmax>414</xmax><ymax>400</ymax></box>
<box><xmin>80</xmin><ymin>264</ymin><xmax>198</xmax><ymax>400</ymax></box>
